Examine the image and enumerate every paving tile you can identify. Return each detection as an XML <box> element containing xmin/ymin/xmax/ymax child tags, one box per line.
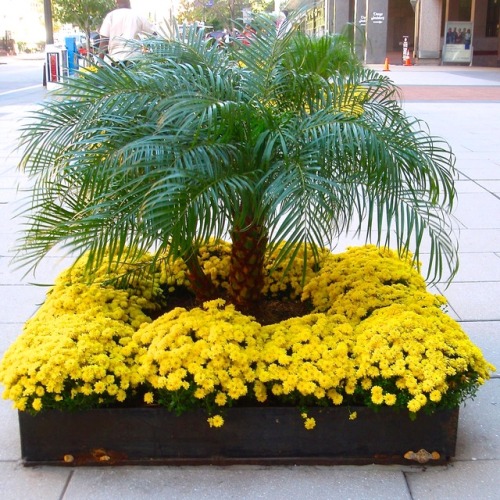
<box><xmin>0</xmin><ymin>398</ymin><xmax>21</xmax><ymax>460</ymax></box>
<box><xmin>456</xmin><ymin>380</ymin><xmax>500</xmax><ymax>460</ymax></box>
<box><xmin>0</xmin><ymin>462</ymin><xmax>70</xmax><ymax>500</ymax></box>
<box><xmin>458</xmin><ymin>138</ymin><xmax>500</xmax><ymax>153</ymax></box>
<box><xmin>406</xmin><ymin>460</ymin><xmax>500</xmax><ymax>500</ymax></box>
<box><xmin>387</xmin><ymin>72</ymin><xmax>500</xmax><ymax>87</ymax></box>
<box><xmin>453</xmin><ymin>151</ymin><xmax>500</xmax><ymax>162</ymax></box>
<box><xmin>0</xmin><ymin>284</ymin><xmax>48</xmax><ymax>323</ymax></box>
<box><xmin>330</xmin><ymin>231</ymin><xmax>370</xmax><ymax>252</ymax></box>
<box><xmin>0</xmin><ymin>189</ymin><xmax>24</xmax><ymax>203</ymax></box>
<box><xmin>475</xmin><ymin>180</ymin><xmax>500</xmax><ymax>194</ymax></box>
<box><xmin>0</xmin><ymin>176</ymin><xmax>19</xmax><ymax>188</ymax></box>
<box><xmin>0</xmin><ymin>234</ymin><xmax>18</xmax><ymax>256</ymax></box>
<box><xmin>0</xmin><ymin>322</ymin><xmax>23</xmax><ymax>356</ymax></box>
<box><xmin>458</xmin><ymin>166</ymin><xmax>500</xmax><ymax>181</ymax></box>
<box><xmin>456</xmin><ymin>228</ymin><xmax>500</xmax><ymax>253</ymax></box>
<box><xmin>452</xmin><ymin>193</ymin><xmax>500</xmax><ymax>229</ymax></box>
<box><xmin>458</xmin><ymin>138</ymin><xmax>500</xmax><ymax>156</ymax></box>
<box><xmin>455</xmin><ymin>158</ymin><xmax>500</xmax><ymax>171</ymax></box>
<box><xmin>460</xmin><ymin>321</ymin><xmax>500</xmax><ymax>376</ymax></box>
<box><xmin>454</xmin><ymin>180</ymin><xmax>489</xmax><ymax>193</ymax></box>
<box><xmin>0</xmin><ymin>210</ymin><xmax>24</xmax><ymax>234</ymax></box>
<box><xmin>0</xmin><ymin>255</ymin><xmax>74</xmax><ymax>285</ymax></box>
<box><xmin>418</xmin><ymin>251</ymin><xmax>500</xmax><ymax>286</ymax></box>
<box><xmin>66</xmin><ymin>466</ymin><xmax>411</xmax><ymax>500</ymax></box>
<box><xmin>444</xmin><ymin>252</ymin><xmax>500</xmax><ymax>282</ymax></box>
<box><xmin>435</xmin><ymin>282</ymin><xmax>500</xmax><ymax>321</ymax></box>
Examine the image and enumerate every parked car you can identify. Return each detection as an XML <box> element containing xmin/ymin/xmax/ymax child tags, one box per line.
<box><xmin>76</xmin><ymin>32</ymin><xmax>100</xmax><ymax>56</ymax></box>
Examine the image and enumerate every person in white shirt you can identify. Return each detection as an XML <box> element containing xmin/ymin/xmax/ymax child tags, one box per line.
<box><xmin>99</xmin><ymin>0</ymin><xmax>155</xmax><ymax>64</ymax></box>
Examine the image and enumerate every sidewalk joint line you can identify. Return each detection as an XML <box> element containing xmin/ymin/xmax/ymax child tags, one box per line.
<box><xmin>59</xmin><ymin>469</ymin><xmax>74</xmax><ymax>500</ymax></box>
<box><xmin>403</xmin><ymin>471</ymin><xmax>415</xmax><ymax>499</ymax></box>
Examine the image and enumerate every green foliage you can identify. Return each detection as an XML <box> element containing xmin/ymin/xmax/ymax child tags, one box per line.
<box><xmin>177</xmin><ymin>0</ymin><xmax>273</xmax><ymax>28</ymax></box>
<box><xmin>52</xmin><ymin>0</ymin><xmax>114</xmax><ymax>33</ymax></box>
<box><xmin>15</xmin><ymin>12</ymin><xmax>458</xmax><ymax>310</ymax></box>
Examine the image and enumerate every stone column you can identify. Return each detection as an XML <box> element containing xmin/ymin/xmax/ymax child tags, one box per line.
<box><xmin>416</xmin><ymin>0</ymin><xmax>442</xmax><ymax>59</ymax></box>
<box><xmin>365</xmin><ymin>0</ymin><xmax>388</xmax><ymax>64</ymax></box>
<box><xmin>354</xmin><ymin>0</ymin><xmax>367</xmax><ymax>60</ymax></box>
<box><xmin>331</xmin><ymin>0</ymin><xmax>350</xmax><ymax>34</ymax></box>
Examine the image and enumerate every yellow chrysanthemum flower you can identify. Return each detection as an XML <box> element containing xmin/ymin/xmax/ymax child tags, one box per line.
<box><xmin>0</xmin><ymin>242</ymin><xmax>495</xmax><ymax>429</ymax></box>
<box><xmin>207</xmin><ymin>415</ymin><xmax>224</xmax><ymax>428</ymax></box>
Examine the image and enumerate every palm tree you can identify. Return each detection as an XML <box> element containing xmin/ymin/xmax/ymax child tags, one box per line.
<box><xmin>15</xmin><ymin>14</ymin><xmax>457</xmax><ymax>315</ymax></box>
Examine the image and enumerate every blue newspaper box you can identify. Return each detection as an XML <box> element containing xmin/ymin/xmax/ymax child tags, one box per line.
<box><xmin>65</xmin><ymin>36</ymin><xmax>79</xmax><ymax>75</ymax></box>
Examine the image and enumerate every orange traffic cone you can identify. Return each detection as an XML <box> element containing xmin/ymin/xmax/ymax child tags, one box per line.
<box><xmin>404</xmin><ymin>56</ymin><xmax>412</xmax><ymax>66</ymax></box>
<box><xmin>383</xmin><ymin>57</ymin><xmax>390</xmax><ymax>71</ymax></box>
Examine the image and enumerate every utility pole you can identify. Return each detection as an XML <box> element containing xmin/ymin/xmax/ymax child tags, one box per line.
<box><xmin>44</xmin><ymin>0</ymin><xmax>54</xmax><ymax>44</ymax></box>
<box><xmin>42</xmin><ymin>0</ymin><xmax>54</xmax><ymax>87</ymax></box>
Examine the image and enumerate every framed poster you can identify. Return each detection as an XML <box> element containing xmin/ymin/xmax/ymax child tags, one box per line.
<box><xmin>442</xmin><ymin>21</ymin><xmax>473</xmax><ymax>64</ymax></box>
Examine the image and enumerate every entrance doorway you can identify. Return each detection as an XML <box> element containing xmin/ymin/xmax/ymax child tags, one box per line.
<box><xmin>387</xmin><ymin>0</ymin><xmax>415</xmax><ymax>63</ymax></box>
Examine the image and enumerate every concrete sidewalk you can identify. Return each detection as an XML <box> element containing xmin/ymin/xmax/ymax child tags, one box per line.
<box><xmin>0</xmin><ymin>64</ymin><xmax>499</xmax><ymax>499</ymax></box>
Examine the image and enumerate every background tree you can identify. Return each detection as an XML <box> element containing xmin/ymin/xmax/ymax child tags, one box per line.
<box><xmin>52</xmin><ymin>0</ymin><xmax>115</xmax><ymax>50</ymax></box>
<box><xmin>178</xmin><ymin>0</ymin><xmax>273</xmax><ymax>30</ymax></box>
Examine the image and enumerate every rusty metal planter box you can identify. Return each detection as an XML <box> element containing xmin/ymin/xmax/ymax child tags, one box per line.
<box><xmin>18</xmin><ymin>406</ymin><xmax>459</xmax><ymax>466</ymax></box>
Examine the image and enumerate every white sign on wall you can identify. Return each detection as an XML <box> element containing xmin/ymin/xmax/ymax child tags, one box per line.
<box><xmin>442</xmin><ymin>21</ymin><xmax>473</xmax><ymax>64</ymax></box>
<box><xmin>371</xmin><ymin>12</ymin><xmax>385</xmax><ymax>24</ymax></box>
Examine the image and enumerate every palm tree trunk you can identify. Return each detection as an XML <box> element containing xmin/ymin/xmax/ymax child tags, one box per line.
<box><xmin>229</xmin><ymin>218</ymin><xmax>268</xmax><ymax>314</ymax></box>
<box><xmin>184</xmin><ymin>250</ymin><xmax>218</xmax><ymax>303</ymax></box>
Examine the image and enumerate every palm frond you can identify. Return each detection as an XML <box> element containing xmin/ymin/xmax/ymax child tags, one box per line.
<box><xmin>14</xmin><ymin>12</ymin><xmax>458</xmax><ymax>291</ymax></box>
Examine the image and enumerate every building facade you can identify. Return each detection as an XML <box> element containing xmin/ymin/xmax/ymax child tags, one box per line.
<box><xmin>290</xmin><ymin>0</ymin><xmax>500</xmax><ymax>66</ymax></box>
<box><xmin>0</xmin><ymin>0</ymin><xmax>46</xmax><ymax>54</ymax></box>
